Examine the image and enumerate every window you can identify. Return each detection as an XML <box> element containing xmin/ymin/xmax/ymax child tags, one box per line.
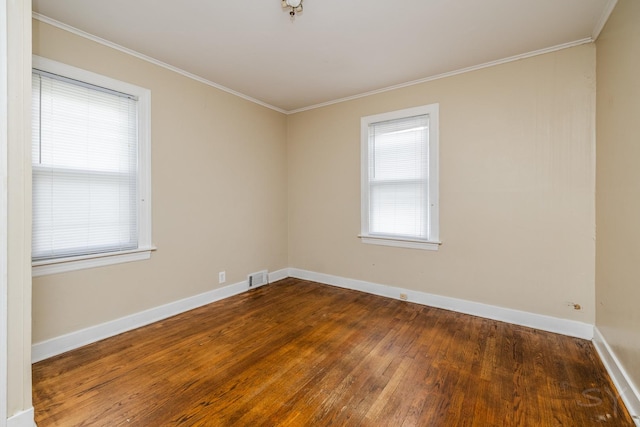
<box><xmin>360</xmin><ymin>104</ymin><xmax>440</xmax><ymax>250</ymax></box>
<box><xmin>31</xmin><ymin>56</ymin><xmax>153</xmax><ymax>276</ymax></box>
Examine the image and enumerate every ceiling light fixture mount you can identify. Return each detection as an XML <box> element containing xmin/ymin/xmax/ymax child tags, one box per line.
<box><xmin>282</xmin><ymin>0</ymin><xmax>303</xmax><ymax>17</ymax></box>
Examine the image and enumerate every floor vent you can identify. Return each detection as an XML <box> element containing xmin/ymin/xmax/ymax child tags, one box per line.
<box><xmin>248</xmin><ymin>270</ymin><xmax>268</xmax><ymax>288</ymax></box>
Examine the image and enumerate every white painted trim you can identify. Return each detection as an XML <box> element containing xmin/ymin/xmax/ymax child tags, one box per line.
<box><xmin>359</xmin><ymin>236</ymin><xmax>440</xmax><ymax>251</ymax></box>
<box><xmin>288</xmin><ymin>268</ymin><xmax>594</xmax><ymax>340</ymax></box>
<box><xmin>593</xmin><ymin>327</ymin><xmax>640</xmax><ymax>425</ymax></box>
<box><xmin>33</xmin><ymin>12</ymin><xmax>593</xmax><ymax>116</ymax></box>
<box><xmin>287</xmin><ymin>38</ymin><xmax>593</xmax><ymax>114</ymax></box>
<box><xmin>31</xmin><ymin>265</ymin><xmax>593</xmax><ymax>362</ymax></box>
<box><xmin>592</xmin><ymin>0</ymin><xmax>618</xmax><ymax>41</ymax></box>
<box><xmin>31</xmin><ymin>55</ymin><xmax>155</xmax><ymax>277</ymax></box>
<box><xmin>360</xmin><ymin>104</ymin><xmax>440</xmax><ymax>249</ymax></box>
<box><xmin>6</xmin><ymin>407</ymin><xmax>35</xmax><ymax>427</ymax></box>
<box><xmin>32</xmin><ymin>247</ymin><xmax>155</xmax><ymax>277</ymax></box>
<box><xmin>31</xmin><ymin>13</ymin><xmax>286</xmax><ymax>115</ymax></box>
<box><xmin>268</xmin><ymin>268</ymin><xmax>289</xmax><ymax>284</ymax></box>
<box><xmin>0</xmin><ymin>0</ymin><xmax>8</xmax><ymax>423</ymax></box>
<box><xmin>32</xmin><ymin>55</ymin><xmax>150</xmax><ymax>102</ymax></box>
<box><xmin>32</xmin><ymin>268</ymin><xmax>290</xmax><ymax>362</ymax></box>
<box><xmin>29</xmin><ymin>267</ymin><xmax>639</xmax><ymax>425</ymax></box>
<box><xmin>33</xmin><ymin>279</ymin><xmax>248</xmax><ymax>362</ymax></box>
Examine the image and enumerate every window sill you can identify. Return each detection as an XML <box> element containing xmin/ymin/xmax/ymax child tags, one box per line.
<box><xmin>32</xmin><ymin>246</ymin><xmax>157</xmax><ymax>277</ymax></box>
<box><xmin>359</xmin><ymin>235</ymin><xmax>441</xmax><ymax>251</ymax></box>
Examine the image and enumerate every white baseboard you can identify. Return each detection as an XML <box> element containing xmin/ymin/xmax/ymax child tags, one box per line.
<box><xmin>31</xmin><ymin>266</ymin><xmax>639</xmax><ymax>424</ymax></box>
<box><xmin>593</xmin><ymin>327</ymin><xmax>640</xmax><ymax>425</ymax></box>
<box><xmin>32</xmin><ymin>268</ymin><xmax>289</xmax><ymax>363</ymax></box>
<box><xmin>7</xmin><ymin>407</ymin><xmax>35</xmax><ymax>427</ymax></box>
<box><xmin>268</xmin><ymin>268</ymin><xmax>289</xmax><ymax>283</ymax></box>
<box><xmin>31</xmin><ymin>266</ymin><xmax>591</xmax><ymax>364</ymax></box>
<box><xmin>288</xmin><ymin>268</ymin><xmax>594</xmax><ymax>340</ymax></box>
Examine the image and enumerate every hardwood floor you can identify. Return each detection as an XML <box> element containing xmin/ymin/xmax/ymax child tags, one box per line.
<box><xmin>33</xmin><ymin>278</ymin><xmax>634</xmax><ymax>426</ymax></box>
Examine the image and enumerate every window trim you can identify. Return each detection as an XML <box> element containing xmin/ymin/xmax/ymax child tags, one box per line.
<box><xmin>360</xmin><ymin>104</ymin><xmax>440</xmax><ymax>251</ymax></box>
<box><xmin>32</xmin><ymin>55</ymin><xmax>154</xmax><ymax>275</ymax></box>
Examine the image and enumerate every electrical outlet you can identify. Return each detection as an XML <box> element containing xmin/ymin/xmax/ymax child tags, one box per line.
<box><xmin>399</xmin><ymin>293</ymin><xmax>408</xmax><ymax>301</ymax></box>
<box><xmin>219</xmin><ymin>271</ymin><xmax>226</xmax><ymax>284</ymax></box>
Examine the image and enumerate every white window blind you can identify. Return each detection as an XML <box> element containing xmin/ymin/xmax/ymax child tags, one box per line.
<box><xmin>368</xmin><ymin>115</ymin><xmax>429</xmax><ymax>238</ymax></box>
<box><xmin>361</xmin><ymin>104</ymin><xmax>439</xmax><ymax>250</ymax></box>
<box><xmin>32</xmin><ymin>70</ymin><xmax>139</xmax><ymax>261</ymax></box>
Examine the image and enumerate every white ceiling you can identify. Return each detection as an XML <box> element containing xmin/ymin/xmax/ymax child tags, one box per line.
<box><xmin>32</xmin><ymin>0</ymin><xmax>616</xmax><ymax>113</ymax></box>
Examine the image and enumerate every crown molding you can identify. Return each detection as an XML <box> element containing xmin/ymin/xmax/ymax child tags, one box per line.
<box><xmin>34</xmin><ymin>12</ymin><xmax>596</xmax><ymax>116</ymax></box>
<box><xmin>287</xmin><ymin>37</ymin><xmax>594</xmax><ymax>114</ymax></box>
<box><xmin>592</xmin><ymin>0</ymin><xmax>618</xmax><ymax>41</ymax></box>
<box><xmin>32</xmin><ymin>12</ymin><xmax>287</xmax><ymax>114</ymax></box>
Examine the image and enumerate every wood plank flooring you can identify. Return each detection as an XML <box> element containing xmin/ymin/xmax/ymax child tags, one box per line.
<box><xmin>32</xmin><ymin>278</ymin><xmax>634</xmax><ymax>426</ymax></box>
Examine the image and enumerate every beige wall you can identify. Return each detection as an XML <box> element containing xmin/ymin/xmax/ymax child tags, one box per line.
<box><xmin>32</xmin><ymin>15</ymin><xmax>598</xmax><ymax>349</ymax></box>
<box><xmin>288</xmin><ymin>45</ymin><xmax>596</xmax><ymax>322</ymax></box>
<box><xmin>7</xmin><ymin>0</ymin><xmax>32</xmax><ymax>418</ymax></box>
<box><xmin>20</xmin><ymin>3</ymin><xmax>640</xmax><ymax>420</ymax></box>
<box><xmin>595</xmin><ymin>0</ymin><xmax>640</xmax><ymax>397</ymax></box>
<box><xmin>32</xmin><ymin>21</ymin><xmax>289</xmax><ymax>342</ymax></box>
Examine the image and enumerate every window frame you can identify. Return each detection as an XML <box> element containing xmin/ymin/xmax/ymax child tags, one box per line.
<box><xmin>360</xmin><ymin>104</ymin><xmax>440</xmax><ymax>251</ymax></box>
<box><xmin>31</xmin><ymin>55</ymin><xmax>154</xmax><ymax>276</ymax></box>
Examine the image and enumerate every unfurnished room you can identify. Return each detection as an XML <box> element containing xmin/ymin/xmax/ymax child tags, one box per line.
<box><xmin>1</xmin><ymin>0</ymin><xmax>640</xmax><ymax>425</ymax></box>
